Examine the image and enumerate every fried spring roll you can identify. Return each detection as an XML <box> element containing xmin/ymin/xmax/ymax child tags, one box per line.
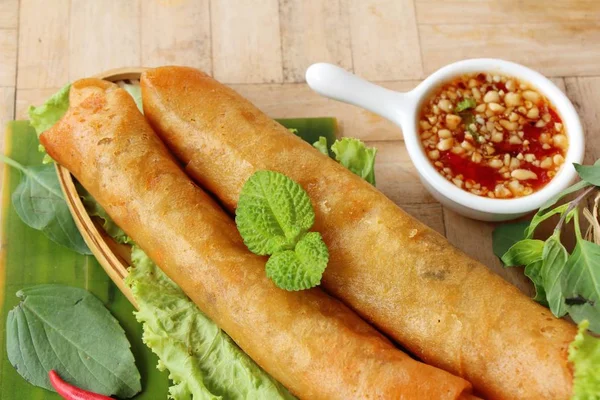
<box><xmin>141</xmin><ymin>66</ymin><xmax>578</xmax><ymax>400</ymax></box>
<box><xmin>41</xmin><ymin>79</ymin><xmax>475</xmax><ymax>400</ymax></box>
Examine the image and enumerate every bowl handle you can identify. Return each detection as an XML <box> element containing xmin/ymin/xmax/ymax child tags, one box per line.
<box><xmin>305</xmin><ymin>63</ymin><xmax>414</xmax><ymax>126</ymax></box>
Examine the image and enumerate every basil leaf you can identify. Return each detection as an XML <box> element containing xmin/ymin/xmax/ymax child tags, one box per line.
<box><xmin>0</xmin><ymin>156</ymin><xmax>90</xmax><ymax>254</ymax></box>
<box><xmin>6</xmin><ymin>285</ymin><xmax>141</xmax><ymax>397</ymax></box>
<box><xmin>236</xmin><ymin>170</ymin><xmax>314</xmax><ymax>255</ymax></box>
<box><xmin>524</xmin><ymin>260</ymin><xmax>548</xmax><ymax>306</ymax></box>
<box><xmin>492</xmin><ymin>221</ymin><xmax>529</xmax><ymax>259</ymax></box>
<box><xmin>541</xmin><ymin>235</ymin><xmax>569</xmax><ymax>318</ymax></box>
<box><xmin>562</xmin><ymin>239</ymin><xmax>600</xmax><ymax>333</ymax></box>
<box><xmin>538</xmin><ymin>180</ymin><xmax>591</xmax><ymax>213</ymax></box>
<box><xmin>574</xmin><ymin>161</ymin><xmax>600</xmax><ymax>187</ymax></box>
<box><xmin>525</xmin><ymin>203</ymin><xmax>569</xmax><ymax>239</ymax></box>
<box><xmin>501</xmin><ymin>239</ymin><xmax>544</xmax><ymax>267</ymax></box>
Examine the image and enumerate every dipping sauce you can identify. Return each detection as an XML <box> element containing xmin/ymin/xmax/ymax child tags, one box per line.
<box><xmin>418</xmin><ymin>73</ymin><xmax>568</xmax><ymax>198</ymax></box>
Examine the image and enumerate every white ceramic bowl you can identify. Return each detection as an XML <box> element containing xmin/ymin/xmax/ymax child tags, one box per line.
<box><xmin>306</xmin><ymin>59</ymin><xmax>585</xmax><ymax>221</ymax></box>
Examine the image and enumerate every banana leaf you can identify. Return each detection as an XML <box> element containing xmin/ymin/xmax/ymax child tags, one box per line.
<box><xmin>0</xmin><ymin>117</ymin><xmax>339</xmax><ymax>399</ymax></box>
<box><xmin>276</xmin><ymin>117</ymin><xmax>338</xmax><ymax>149</ymax></box>
<box><xmin>0</xmin><ymin>121</ymin><xmax>170</xmax><ymax>399</ymax></box>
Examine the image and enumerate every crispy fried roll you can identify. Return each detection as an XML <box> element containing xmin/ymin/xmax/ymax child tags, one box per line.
<box><xmin>41</xmin><ymin>78</ymin><xmax>474</xmax><ymax>400</ymax></box>
<box><xmin>141</xmin><ymin>66</ymin><xmax>577</xmax><ymax>400</ymax></box>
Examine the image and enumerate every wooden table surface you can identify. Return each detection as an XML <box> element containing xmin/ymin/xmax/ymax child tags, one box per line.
<box><xmin>1</xmin><ymin>0</ymin><xmax>600</xmax><ymax>293</ymax></box>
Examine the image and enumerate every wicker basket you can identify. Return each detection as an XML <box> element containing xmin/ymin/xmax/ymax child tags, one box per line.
<box><xmin>55</xmin><ymin>67</ymin><xmax>146</xmax><ymax>307</ymax></box>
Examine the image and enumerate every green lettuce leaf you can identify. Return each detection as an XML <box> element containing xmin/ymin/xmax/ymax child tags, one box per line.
<box><xmin>28</xmin><ymin>84</ymin><xmax>71</xmax><ymax>163</ymax></box>
<box><xmin>78</xmin><ymin>184</ymin><xmax>130</xmax><ymax>244</ymax></box>
<box><xmin>313</xmin><ymin>137</ymin><xmax>329</xmax><ymax>156</ymax></box>
<box><xmin>28</xmin><ymin>84</ymin><xmax>71</xmax><ymax>138</ymax></box>
<box><xmin>568</xmin><ymin>321</ymin><xmax>600</xmax><ymax>400</ymax></box>
<box><xmin>121</xmin><ymin>83</ymin><xmax>143</xmax><ymax>113</ymax></box>
<box><xmin>331</xmin><ymin>138</ymin><xmax>377</xmax><ymax>185</ymax></box>
<box><xmin>126</xmin><ymin>245</ymin><xmax>295</xmax><ymax>400</ymax></box>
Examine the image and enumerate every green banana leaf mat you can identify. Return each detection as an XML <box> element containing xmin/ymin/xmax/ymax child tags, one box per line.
<box><xmin>0</xmin><ymin>118</ymin><xmax>337</xmax><ymax>399</ymax></box>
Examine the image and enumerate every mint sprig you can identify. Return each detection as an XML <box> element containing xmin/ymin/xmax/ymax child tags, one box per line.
<box><xmin>492</xmin><ymin>159</ymin><xmax>600</xmax><ymax>333</ymax></box>
<box><xmin>236</xmin><ymin>171</ymin><xmax>329</xmax><ymax>290</ymax></box>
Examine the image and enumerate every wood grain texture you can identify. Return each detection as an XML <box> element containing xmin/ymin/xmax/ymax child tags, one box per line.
<box><xmin>416</xmin><ymin>0</ymin><xmax>600</xmax><ymax>25</ymax></box>
<box><xmin>69</xmin><ymin>0</ymin><xmax>141</xmax><ymax>80</ymax></box>
<box><xmin>15</xmin><ymin>87</ymin><xmax>61</xmax><ymax>119</ymax></box>
<box><xmin>211</xmin><ymin>0</ymin><xmax>283</xmax><ymax>83</ymax></box>
<box><xmin>17</xmin><ymin>0</ymin><xmax>69</xmax><ymax>89</ymax></box>
<box><xmin>141</xmin><ymin>0</ymin><xmax>212</xmax><ymax>72</ymax></box>
<box><xmin>420</xmin><ymin>23</ymin><xmax>600</xmax><ymax>77</ymax></box>
<box><xmin>565</xmin><ymin>77</ymin><xmax>600</xmax><ymax>164</ymax></box>
<box><xmin>0</xmin><ymin>0</ymin><xmax>18</xmax><ymax>29</ymax></box>
<box><xmin>279</xmin><ymin>0</ymin><xmax>352</xmax><ymax>82</ymax></box>
<box><xmin>231</xmin><ymin>80</ymin><xmax>417</xmax><ymax>141</ymax></box>
<box><xmin>0</xmin><ymin>29</ymin><xmax>16</xmax><ymax>86</ymax></box>
<box><xmin>348</xmin><ymin>0</ymin><xmax>423</xmax><ymax>80</ymax></box>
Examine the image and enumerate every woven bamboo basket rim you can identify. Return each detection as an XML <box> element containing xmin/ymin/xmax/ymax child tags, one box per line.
<box><xmin>55</xmin><ymin>67</ymin><xmax>148</xmax><ymax>307</ymax></box>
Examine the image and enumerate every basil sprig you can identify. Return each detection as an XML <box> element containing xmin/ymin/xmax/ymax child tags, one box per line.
<box><xmin>493</xmin><ymin>160</ymin><xmax>600</xmax><ymax>333</ymax></box>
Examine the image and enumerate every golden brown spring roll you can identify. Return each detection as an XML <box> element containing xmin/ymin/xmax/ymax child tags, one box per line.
<box><xmin>141</xmin><ymin>66</ymin><xmax>578</xmax><ymax>400</ymax></box>
<box><xmin>41</xmin><ymin>78</ymin><xmax>475</xmax><ymax>400</ymax></box>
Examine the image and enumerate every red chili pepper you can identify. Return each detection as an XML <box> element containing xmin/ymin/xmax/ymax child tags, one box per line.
<box><xmin>48</xmin><ymin>370</ymin><xmax>113</xmax><ymax>400</ymax></box>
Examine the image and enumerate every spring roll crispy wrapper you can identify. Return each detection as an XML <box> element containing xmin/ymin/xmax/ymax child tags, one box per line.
<box><xmin>40</xmin><ymin>79</ymin><xmax>475</xmax><ymax>400</ymax></box>
<box><xmin>140</xmin><ymin>66</ymin><xmax>578</xmax><ymax>400</ymax></box>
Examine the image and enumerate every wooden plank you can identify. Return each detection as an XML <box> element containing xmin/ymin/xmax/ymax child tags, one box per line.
<box><xmin>419</xmin><ymin>23</ymin><xmax>600</xmax><ymax>77</ymax></box>
<box><xmin>141</xmin><ymin>0</ymin><xmax>212</xmax><ymax>72</ymax></box>
<box><xmin>0</xmin><ymin>87</ymin><xmax>15</xmax><ymax>137</ymax></box>
<box><xmin>231</xmin><ymin>80</ymin><xmax>417</xmax><ymax>141</ymax></box>
<box><xmin>348</xmin><ymin>0</ymin><xmax>422</xmax><ymax>81</ymax></box>
<box><xmin>0</xmin><ymin>29</ymin><xmax>16</xmax><ymax>86</ymax></box>
<box><xmin>0</xmin><ymin>0</ymin><xmax>19</xmax><ymax>29</ymax></box>
<box><xmin>279</xmin><ymin>0</ymin><xmax>352</xmax><ymax>82</ymax></box>
<box><xmin>15</xmin><ymin>87</ymin><xmax>60</xmax><ymax>119</ymax></box>
<box><xmin>69</xmin><ymin>0</ymin><xmax>140</xmax><ymax>80</ymax></box>
<box><xmin>416</xmin><ymin>0</ymin><xmax>600</xmax><ymax>25</ymax></box>
<box><xmin>17</xmin><ymin>0</ymin><xmax>69</xmax><ymax>89</ymax></box>
<box><xmin>211</xmin><ymin>0</ymin><xmax>282</xmax><ymax>83</ymax></box>
<box><xmin>565</xmin><ymin>77</ymin><xmax>600</xmax><ymax>164</ymax></box>
<box><xmin>371</xmin><ymin>140</ymin><xmax>437</xmax><ymax>204</ymax></box>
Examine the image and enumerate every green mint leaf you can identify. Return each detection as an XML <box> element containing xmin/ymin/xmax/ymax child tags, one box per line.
<box><xmin>501</xmin><ymin>239</ymin><xmax>544</xmax><ymax>267</ymax></box>
<box><xmin>541</xmin><ymin>234</ymin><xmax>569</xmax><ymax>318</ymax></box>
<box><xmin>0</xmin><ymin>156</ymin><xmax>90</xmax><ymax>254</ymax></box>
<box><xmin>562</xmin><ymin>239</ymin><xmax>600</xmax><ymax>333</ymax></box>
<box><xmin>265</xmin><ymin>232</ymin><xmax>329</xmax><ymax>291</ymax></box>
<box><xmin>568</xmin><ymin>320</ymin><xmax>600</xmax><ymax>400</ymax></box>
<box><xmin>455</xmin><ymin>98</ymin><xmax>477</xmax><ymax>112</ymax></box>
<box><xmin>6</xmin><ymin>284</ymin><xmax>141</xmax><ymax>397</ymax></box>
<box><xmin>492</xmin><ymin>221</ymin><xmax>530</xmax><ymax>259</ymax></box>
<box><xmin>524</xmin><ymin>260</ymin><xmax>549</xmax><ymax>306</ymax></box>
<box><xmin>313</xmin><ymin>136</ymin><xmax>329</xmax><ymax>156</ymax></box>
<box><xmin>236</xmin><ymin>170</ymin><xmax>315</xmax><ymax>255</ymax></box>
<box><xmin>574</xmin><ymin>161</ymin><xmax>600</xmax><ymax>187</ymax></box>
<box><xmin>331</xmin><ymin>138</ymin><xmax>377</xmax><ymax>185</ymax></box>
<box><xmin>525</xmin><ymin>203</ymin><xmax>570</xmax><ymax>238</ymax></box>
<box><xmin>288</xmin><ymin>127</ymin><xmax>299</xmax><ymax>134</ymax></box>
<box><xmin>28</xmin><ymin>84</ymin><xmax>71</xmax><ymax>138</ymax></box>
<box><xmin>126</xmin><ymin>245</ymin><xmax>295</xmax><ymax>399</ymax></box>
